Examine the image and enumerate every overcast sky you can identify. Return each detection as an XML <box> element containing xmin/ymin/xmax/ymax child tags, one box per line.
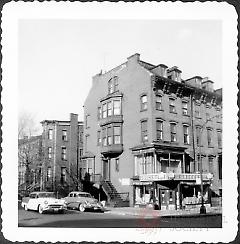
<box><xmin>18</xmin><ymin>19</ymin><xmax>222</xmax><ymax>130</ymax></box>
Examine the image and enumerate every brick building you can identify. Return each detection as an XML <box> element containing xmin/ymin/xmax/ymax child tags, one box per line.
<box><xmin>18</xmin><ymin>113</ymin><xmax>84</xmax><ymax>196</ymax></box>
<box><xmin>83</xmin><ymin>53</ymin><xmax>222</xmax><ymax>209</ymax></box>
<box><xmin>40</xmin><ymin>113</ymin><xmax>83</xmax><ymax>196</ymax></box>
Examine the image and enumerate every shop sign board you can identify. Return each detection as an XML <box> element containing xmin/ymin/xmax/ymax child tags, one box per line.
<box><xmin>139</xmin><ymin>173</ymin><xmax>168</xmax><ymax>181</ymax></box>
<box><xmin>139</xmin><ymin>173</ymin><xmax>213</xmax><ymax>182</ymax></box>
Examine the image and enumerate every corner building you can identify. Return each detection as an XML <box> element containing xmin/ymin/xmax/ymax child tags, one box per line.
<box><xmin>83</xmin><ymin>53</ymin><xmax>222</xmax><ymax>209</ymax></box>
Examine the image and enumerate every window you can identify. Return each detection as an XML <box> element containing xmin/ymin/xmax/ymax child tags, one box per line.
<box><xmin>97</xmin><ymin>107</ymin><xmax>102</xmax><ymax>120</ymax></box>
<box><xmin>208</xmin><ymin>156</ymin><xmax>214</xmax><ymax>174</ymax></box>
<box><xmin>61</xmin><ymin>167</ymin><xmax>66</xmax><ymax>183</ymax></box>
<box><xmin>102</xmin><ymin>103</ymin><xmax>107</xmax><ymax>118</ymax></box>
<box><xmin>169</xmin><ymin>98</ymin><xmax>176</xmax><ymax>113</ymax></box>
<box><xmin>113</xmin><ymin>76</ymin><xmax>119</xmax><ymax>91</ymax></box>
<box><xmin>140</xmin><ymin>95</ymin><xmax>147</xmax><ymax>111</ymax></box>
<box><xmin>108</xmin><ymin>79</ymin><xmax>114</xmax><ymax>94</ymax></box>
<box><xmin>113</xmin><ymin>100</ymin><xmax>121</xmax><ymax>115</ymax></box>
<box><xmin>196</xmin><ymin>126</ymin><xmax>201</xmax><ymax>146</ymax></box>
<box><xmin>195</xmin><ymin>104</ymin><xmax>201</xmax><ymax>118</ymax></box>
<box><xmin>170</xmin><ymin>123</ymin><xmax>177</xmax><ymax>142</ymax></box>
<box><xmin>107</xmin><ymin>127</ymin><xmax>112</xmax><ymax>145</ymax></box>
<box><xmin>206</xmin><ymin>112</ymin><xmax>211</xmax><ymax>121</ymax></box>
<box><xmin>183</xmin><ymin>125</ymin><xmax>190</xmax><ymax>144</ymax></box>
<box><xmin>61</xmin><ymin>147</ymin><xmax>67</xmax><ymax>160</ymax></box>
<box><xmin>207</xmin><ymin>128</ymin><xmax>212</xmax><ymax>147</ymax></box>
<box><xmin>156</xmin><ymin>120</ymin><xmax>163</xmax><ymax>141</ymax></box>
<box><xmin>182</xmin><ymin>101</ymin><xmax>188</xmax><ymax>115</ymax></box>
<box><xmin>115</xmin><ymin>158</ymin><xmax>119</xmax><ymax>172</ymax></box>
<box><xmin>79</xmin><ymin>131</ymin><xmax>83</xmax><ymax>144</ymax></box>
<box><xmin>102</xmin><ymin>128</ymin><xmax>107</xmax><ymax>146</ymax></box>
<box><xmin>141</xmin><ymin>120</ymin><xmax>148</xmax><ymax>142</ymax></box>
<box><xmin>48</xmin><ymin>129</ymin><xmax>53</xmax><ymax>140</ymax></box>
<box><xmin>113</xmin><ymin>126</ymin><xmax>121</xmax><ymax>144</ymax></box>
<box><xmin>79</xmin><ymin>149</ymin><xmax>83</xmax><ymax>157</ymax></box>
<box><xmin>107</xmin><ymin>101</ymin><xmax>112</xmax><ymax>116</ymax></box>
<box><xmin>47</xmin><ymin>167</ymin><xmax>51</xmax><ymax>181</ymax></box>
<box><xmin>48</xmin><ymin>147</ymin><xmax>52</xmax><ymax>159</ymax></box>
<box><xmin>217</xmin><ymin>130</ymin><xmax>222</xmax><ymax>148</ymax></box>
<box><xmin>108</xmin><ymin>76</ymin><xmax>119</xmax><ymax>94</ymax></box>
<box><xmin>62</xmin><ymin>130</ymin><xmax>67</xmax><ymax>141</ymax></box>
<box><xmin>97</xmin><ymin>130</ymin><xmax>101</xmax><ymax>145</ymax></box>
<box><xmin>156</xmin><ymin>95</ymin><xmax>162</xmax><ymax>110</ymax></box>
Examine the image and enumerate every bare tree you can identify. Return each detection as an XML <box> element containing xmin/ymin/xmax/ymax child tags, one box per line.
<box><xmin>18</xmin><ymin>111</ymin><xmax>42</xmax><ymax>192</ymax></box>
<box><xmin>18</xmin><ymin>111</ymin><xmax>39</xmax><ymax>139</ymax></box>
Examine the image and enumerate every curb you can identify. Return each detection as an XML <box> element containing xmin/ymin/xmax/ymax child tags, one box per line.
<box><xmin>105</xmin><ymin>210</ymin><xmax>222</xmax><ymax>218</ymax></box>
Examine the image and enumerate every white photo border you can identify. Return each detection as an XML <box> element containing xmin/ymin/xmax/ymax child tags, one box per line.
<box><xmin>1</xmin><ymin>1</ymin><xmax>238</xmax><ymax>243</ymax></box>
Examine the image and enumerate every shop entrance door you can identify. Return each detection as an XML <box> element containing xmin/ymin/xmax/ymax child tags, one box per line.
<box><xmin>102</xmin><ymin>159</ymin><xmax>109</xmax><ymax>181</ymax></box>
<box><xmin>159</xmin><ymin>189</ymin><xmax>176</xmax><ymax>210</ymax></box>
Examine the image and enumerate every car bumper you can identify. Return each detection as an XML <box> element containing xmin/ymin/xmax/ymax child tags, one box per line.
<box><xmin>85</xmin><ymin>204</ymin><xmax>104</xmax><ymax>211</ymax></box>
<box><xmin>43</xmin><ymin>205</ymin><xmax>66</xmax><ymax>212</ymax></box>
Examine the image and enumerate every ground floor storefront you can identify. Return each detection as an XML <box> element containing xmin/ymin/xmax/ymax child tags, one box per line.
<box><xmin>133</xmin><ymin>178</ymin><xmax>212</xmax><ymax>210</ymax></box>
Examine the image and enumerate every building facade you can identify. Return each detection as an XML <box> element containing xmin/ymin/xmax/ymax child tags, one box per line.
<box><xmin>40</xmin><ymin>113</ymin><xmax>83</xmax><ymax>195</ymax></box>
<box><xmin>83</xmin><ymin>53</ymin><xmax>222</xmax><ymax>209</ymax></box>
<box><xmin>18</xmin><ymin>113</ymin><xmax>84</xmax><ymax>196</ymax></box>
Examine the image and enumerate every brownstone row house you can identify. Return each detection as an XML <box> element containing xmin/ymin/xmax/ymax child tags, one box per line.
<box><xmin>18</xmin><ymin>113</ymin><xmax>84</xmax><ymax>196</ymax></box>
<box><xmin>83</xmin><ymin>53</ymin><xmax>222</xmax><ymax>209</ymax></box>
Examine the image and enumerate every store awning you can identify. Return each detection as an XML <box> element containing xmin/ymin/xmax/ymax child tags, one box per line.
<box><xmin>185</xmin><ymin>151</ymin><xmax>194</xmax><ymax>160</ymax></box>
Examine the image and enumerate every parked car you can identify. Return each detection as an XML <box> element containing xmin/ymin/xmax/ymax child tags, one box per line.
<box><xmin>64</xmin><ymin>191</ymin><xmax>104</xmax><ymax>212</ymax></box>
<box><xmin>21</xmin><ymin>192</ymin><xmax>66</xmax><ymax>214</ymax></box>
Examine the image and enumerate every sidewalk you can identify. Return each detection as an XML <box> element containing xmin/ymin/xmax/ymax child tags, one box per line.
<box><xmin>104</xmin><ymin>206</ymin><xmax>222</xmax><ymax>218</ymax></box>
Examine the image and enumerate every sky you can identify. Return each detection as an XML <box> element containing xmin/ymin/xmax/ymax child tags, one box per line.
<box><xmin>18</xmin><ymin>19</ymin><xmax>222</xmax><ymax>132</ymax></box>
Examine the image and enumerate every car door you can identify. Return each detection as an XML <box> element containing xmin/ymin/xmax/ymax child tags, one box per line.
<box><xmin>27</xmin><ymin>193</ymin><xmax>37</xmax><ymax>210</ymax></box>
<box><xmin>66</xmin><ymin>193</ymin><xmax>74</xmax><ymax>209</ymax></box>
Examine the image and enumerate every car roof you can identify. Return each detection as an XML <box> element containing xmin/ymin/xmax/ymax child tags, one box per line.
<box><xmin>69</xmin><ymin>191</ymin><xmax>90</xmax><ymax>194</ymax></box>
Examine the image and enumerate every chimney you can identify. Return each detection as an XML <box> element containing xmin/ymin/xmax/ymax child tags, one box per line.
<box><xmin>185</xmin><ymin>76</ymin><xmax>203</xmax><ymax>88</ymax></box>
<box><xmin>167</xmin><ymin>66</ymin><xmax>182</xmax><ymax>82</ymax></box>
<box><xmin>202</xmin><ymin>77</ymin><xmax>214</xmax><ymax>92</ymax></box>
<box><xmin>151</xmin><ymin>64</ymin><xmax>168</xmax><ymax>78</ymax></box>
<box><xmin>127</xmin><ymin>53</ymin><xmax>140</xmax><ymax>63</ymax></box>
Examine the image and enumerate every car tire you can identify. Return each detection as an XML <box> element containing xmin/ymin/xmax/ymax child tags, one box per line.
<box><xmin>79</xmin><ymin>203</ymin><xmax>85</xmax><ymax>212</ymax></box>
<box><xmin>24</xmin><ymin>204</ymin><xmax>28</xmax><ymax>211</ymax></box>
<box><xmin>58</xmin><ymin>209</ymin><xmax>64</xmax><ymax>214</ymax></box>
<box><xmin>38</xmin><ymin>205</ymin><xmax>44</xmax><ymax>214</ymax></box>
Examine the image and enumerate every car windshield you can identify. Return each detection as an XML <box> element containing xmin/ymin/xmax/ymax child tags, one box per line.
<box><xmin>78</xmin><ymin>193</ymin><xmax>91</xmax><ymax>198</ymax></box>
<box><xmin>38</xmin><ymin>192</ymin><xmax>55</xmax><ymax>198</ymax></box>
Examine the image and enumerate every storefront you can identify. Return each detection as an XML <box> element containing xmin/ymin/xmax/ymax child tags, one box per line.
<box><xmin>133</xmin><ymin>172</ymin><xmax>213</xmax><ymax>210</ymax></box>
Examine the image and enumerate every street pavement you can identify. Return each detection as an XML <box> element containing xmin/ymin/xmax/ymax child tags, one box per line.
<box><xmin>18</xmin><ymin>204</ymin><xmax>222</xmax><ymax>228</ymax></box>
<box><xmin>104</xmin><ymin>205</ymin><xmax>222</xmax><ymax>218</ymax></box>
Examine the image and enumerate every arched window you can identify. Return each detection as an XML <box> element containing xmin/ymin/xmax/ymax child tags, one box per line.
<box><xmin>108</xmin><ymin>76</ymin><xmax>119</xmax><ymax>94</ymax></box>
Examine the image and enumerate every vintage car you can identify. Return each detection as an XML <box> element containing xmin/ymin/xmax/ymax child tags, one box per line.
<box><xmin>64</xmin><ymin>191</ymin><xmax>104</xmax><ymax>212</ymax></box>
<box><xmin>21</xmin><ymin>191</ymin><xmax>66</xmax><ymax>214</ymax></box>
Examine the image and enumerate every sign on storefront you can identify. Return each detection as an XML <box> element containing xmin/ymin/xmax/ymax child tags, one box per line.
<box><xmin>139</xmin><ymin>173</ymin><xmax>213</xmax><ymax>182</ymax></box>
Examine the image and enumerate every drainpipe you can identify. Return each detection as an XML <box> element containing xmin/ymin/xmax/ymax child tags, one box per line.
<box><xmin>190</xmin><ymin>93</ymin><xmax>196</xmax><ymax>171</ymax></box>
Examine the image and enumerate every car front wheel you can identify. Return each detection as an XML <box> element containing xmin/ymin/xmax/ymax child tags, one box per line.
<box><xmin>38</xmin><ymin>205</ymin><xmax>44</xmax><ymax>214</ymax></box>
<box><xmin>79</xmin><ymin>203</ymin><xmax>85</xmax><ymax>212</ymax></box>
